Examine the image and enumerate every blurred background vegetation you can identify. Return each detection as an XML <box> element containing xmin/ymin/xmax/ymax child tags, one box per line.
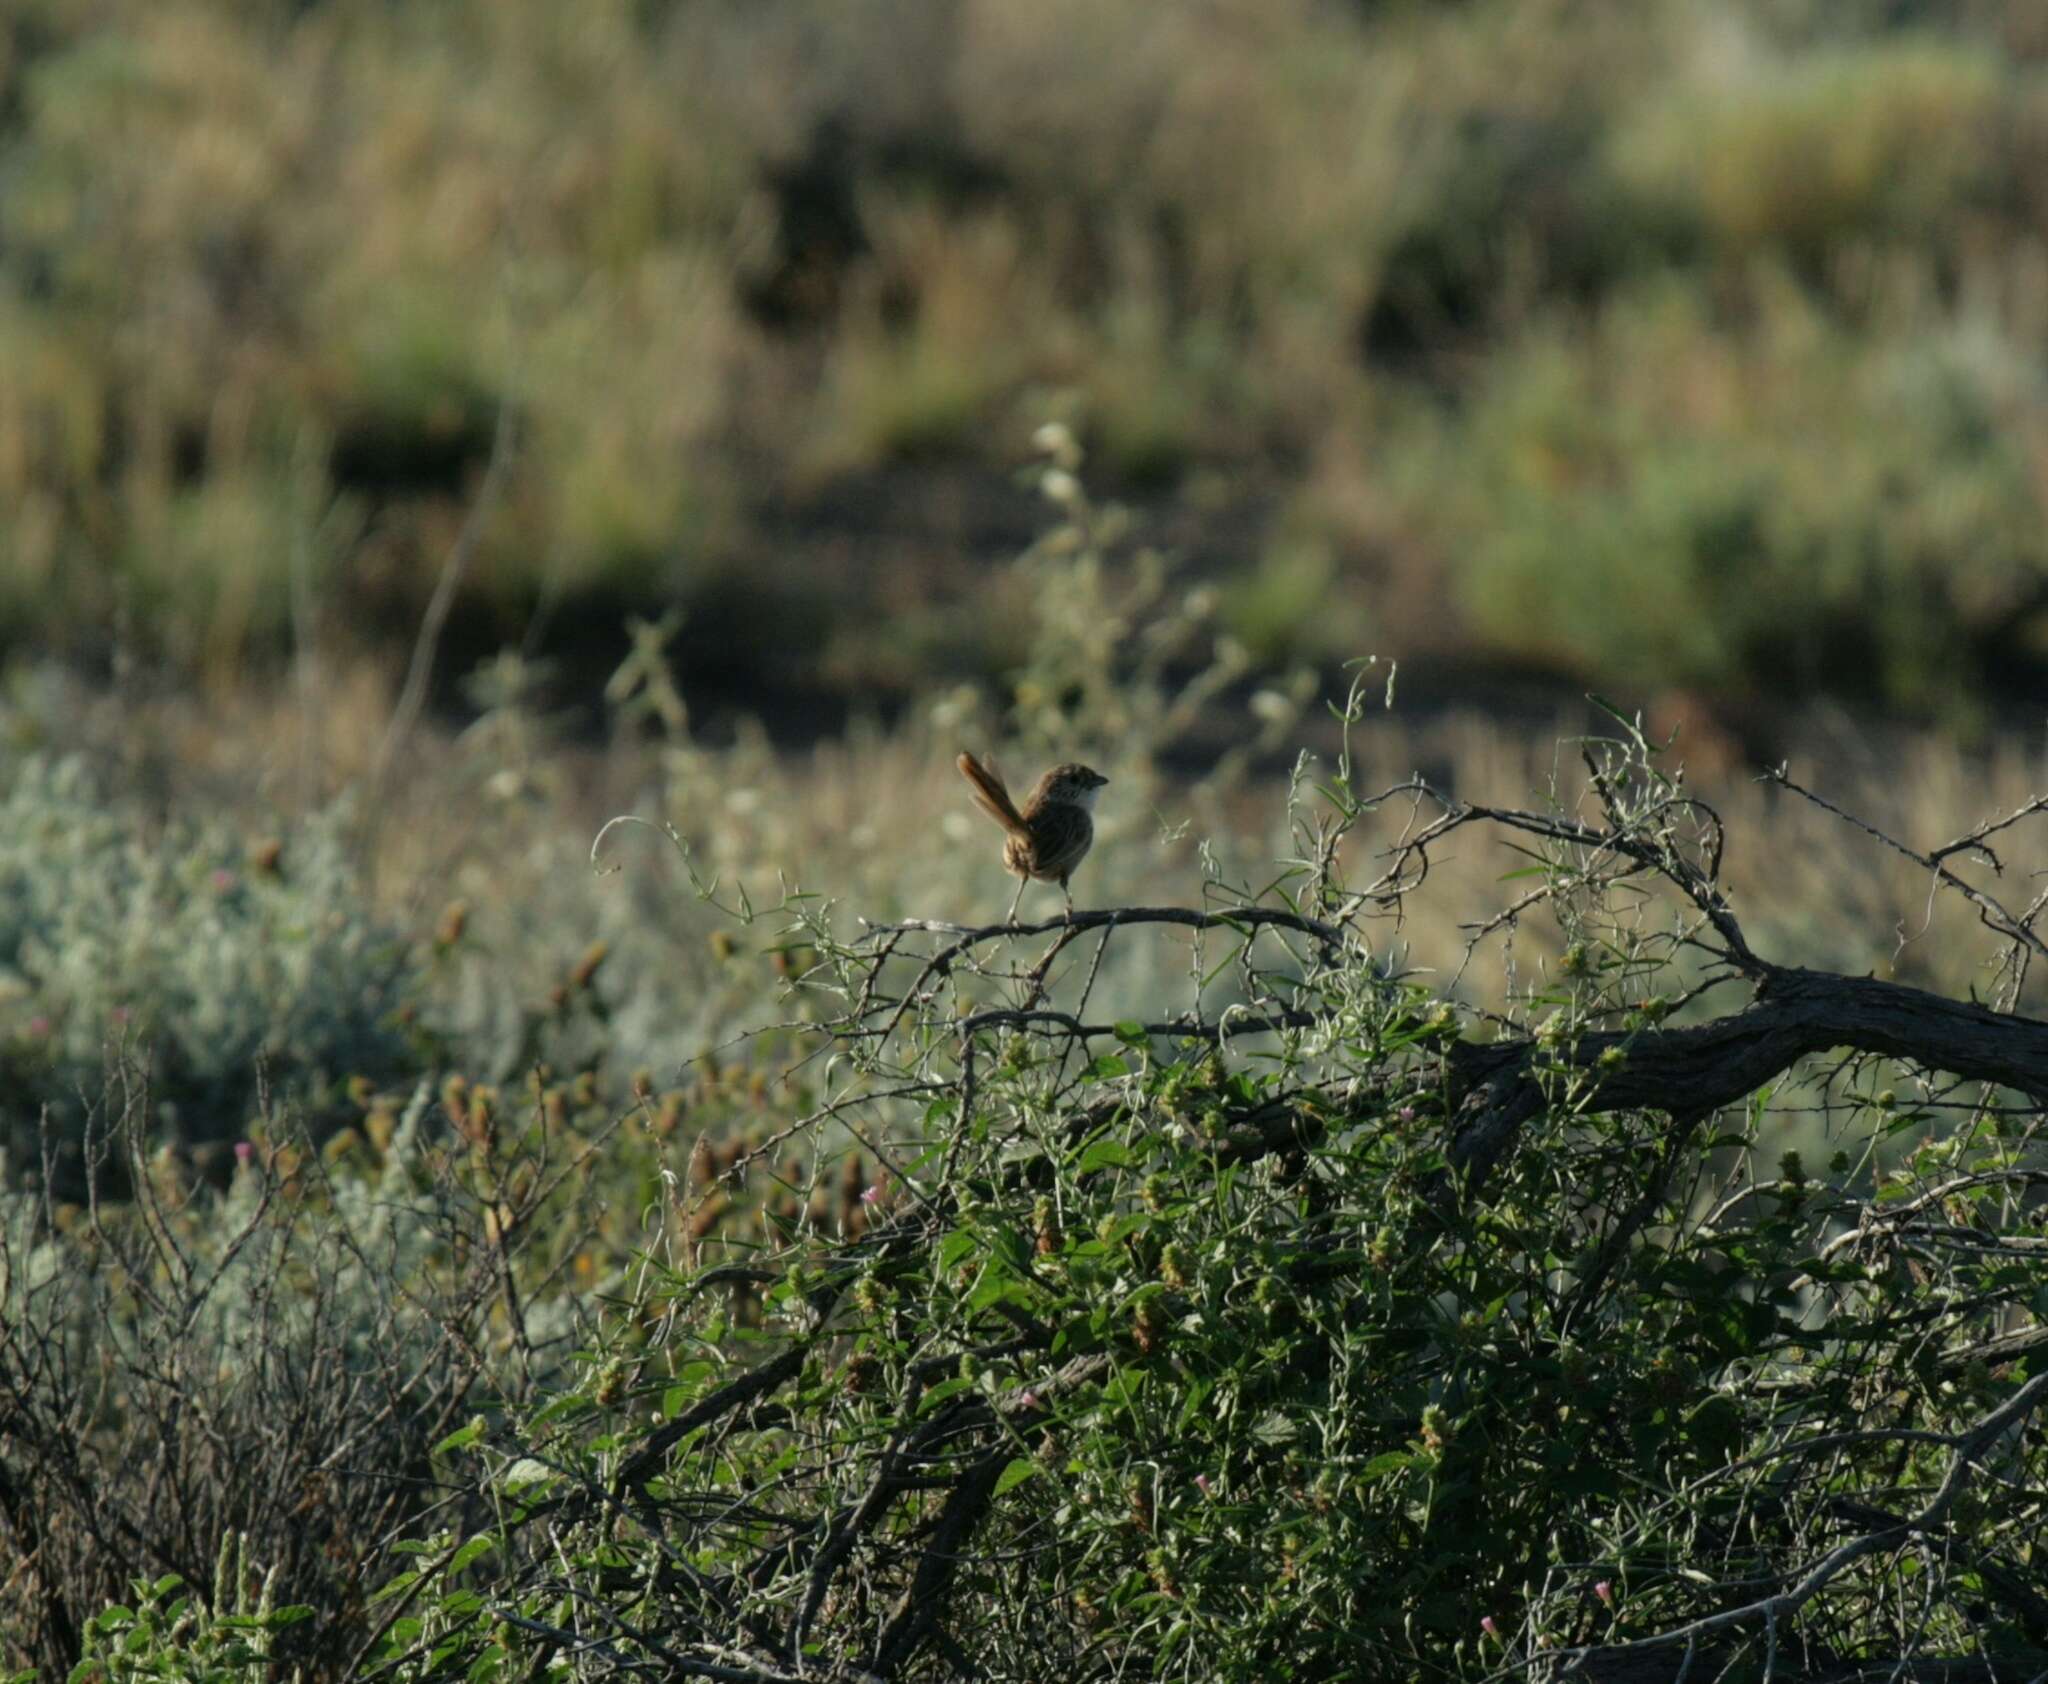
<box><xmin>4</xmin><ymin>0</ymin><xmax>2048</xmax><ymax>727</ymax></box>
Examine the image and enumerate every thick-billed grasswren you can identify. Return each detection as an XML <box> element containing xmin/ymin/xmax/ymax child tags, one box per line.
<box><xmin>956</xmin><ymin>752</ymin><xmax>1108</xmax><ymax>921</ymax></box>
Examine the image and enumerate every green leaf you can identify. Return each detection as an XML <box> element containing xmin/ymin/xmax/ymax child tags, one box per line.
<box><xmin>500</xmin><ymin>1457</ymin><xmax>555</xmax><ymax>1493</ymax></box>
<box><xmin>1086</xmin><ymin>1054</ymin><xmax>1131</xmax><ymax>1080</ymax></box>
<box><xmin>1078</xmin><ymin>1136</ymin><xmax>1137</xmax><ymax>1175</ymax></box>
<box><xmin>1251</xmin><ymin>1410</ymin><xmax>1298</xmax><ymax>1446</ymax></box>
<box><xmin>1587</xmin><ymin>692</ymin><xmax>1637</xmax><ymax>731</ymax></box>
<box><xmin>449</xmin><ymin>1534</ymin><xmax>497</xmax><ymax>1574</ymax></box>
<box><xmin>993</xmin><ymin>1457</ymin><xmax>1039</xmax><ymax>1496</ymax></box>
<box><xmin>1103</xmin><ymin>1369</ymin><xmax>1148</xmax><ymax>1410</ymax></box>
<box><xmin>434</xmin><ymin>1420</ymin><xmax>485</xmax><ymax>1455</ymax></box>
<box><xmin>918</xmin><ymin>1376</ymin><xmax>974</xmax><ymax>1413</ymax></box>
<box><xmin>1358</xmin><ymin>1450</ymin><xmax>1416</xmax><ymax>1481</ymax></box>
<box><xmin>987</xmin><ymin>1226</ymin><xmax>1033</xmax><ymax>1275</ymax></box>
<box><xmin>968</xmin><ymin>1273</ymin><xmax>1029</xmax><ymax>1315</ymax></box>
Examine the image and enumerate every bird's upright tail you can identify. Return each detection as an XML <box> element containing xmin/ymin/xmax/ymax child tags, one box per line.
<box><xmin>956</xmin><ymin>751</ymin><xmax>1030</xmax><ymax>838</ymax></box>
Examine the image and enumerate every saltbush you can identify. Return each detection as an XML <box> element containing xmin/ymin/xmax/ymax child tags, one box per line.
<box><xmin>0</xmin><ymin>756</ymin><xmax>416</xmax><ymax>1158</ymax></box>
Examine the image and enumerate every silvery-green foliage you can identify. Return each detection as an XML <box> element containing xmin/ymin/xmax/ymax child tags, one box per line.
<box><xmin>0</xmin><ymin>755</ymin><xmax>417</xmax><ymax>1150</ymax></box>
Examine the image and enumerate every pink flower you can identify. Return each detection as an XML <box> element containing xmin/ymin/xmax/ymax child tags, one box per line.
<box><xmin>26</xmin><ymin>1016</ymin><xmax>51</xmax><ymax>1040</ymax></box>
<box><xmin>1480</xmin><ymin>1616</ymin><xmax>1500</xmax><ymax>1641</ymax></box>
<box><xmin>860</xmin><ymin>1181</ymin><xmax>885</xmax><ymax>1206</ymax></box>
<box><xmin>1594</xmin><ymin>1580</ymin><xmax>1614</xmax><ymax>1606</ymax></box>
<box><xmin>1194</xmin><ymin>1473</ymin><xmax>1213</xmax><ymax>1497</ymax></box>
<box><xmin>1396</xmin><ymin>1106</ymin><xmax>1417</xmax><ymax>1123</ymax></box>
<box><xmin>234</xmin><ymin>1141</ymin><xmax>254</xmax><ymax>1166</ymax></box>
<box><xmin>211</xmin><ymin>869</ymin><xmax>235</xmax><ymax>893</ymax></box>
<box><xmin>1018</xmin><ymin>1390</ymin><xmax>1040</xmax><ymax>1410</ymax></box>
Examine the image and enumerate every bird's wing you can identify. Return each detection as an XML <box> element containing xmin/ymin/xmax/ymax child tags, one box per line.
<box><xmin>1029</xmin><ymin>801</ymin><xmax>1093</xmax><ymax>882</ymax></box>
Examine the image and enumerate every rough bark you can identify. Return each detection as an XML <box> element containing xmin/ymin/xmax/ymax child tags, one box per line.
<box><xmin>1447</xmin><ymin>967</ymin><xmax>2048</xmax><ymax>1191</ymax></box>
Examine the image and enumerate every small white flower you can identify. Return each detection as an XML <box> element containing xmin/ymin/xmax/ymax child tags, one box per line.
<box><xmin>1032</xmin><ymin>421</ymin><xmax>1082</xmax><ymax>470</ymax></box>
<box><xmin>1040</xmin><ymin>468</ymin><xmax>1082</xmax><ymax>507</ymax></box>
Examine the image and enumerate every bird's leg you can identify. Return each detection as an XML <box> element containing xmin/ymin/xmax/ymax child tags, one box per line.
<box><xmin>1061</xmin><ymin>877</ymin><xmax>1074</xmax><ymax>922</ymax></box>
<box><xmin>1005</xmin><ymin>874</ymin><xmax>1029</xmax><ymax>927</ymax></box>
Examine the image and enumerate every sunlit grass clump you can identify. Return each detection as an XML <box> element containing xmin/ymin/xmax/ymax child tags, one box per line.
<box><xmin>1405</xmin><ymin>279</ymin><xmax>2048</xmax><ymax>717</ymax></box>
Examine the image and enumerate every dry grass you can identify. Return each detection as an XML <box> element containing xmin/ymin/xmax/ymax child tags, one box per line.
<box><xmin>27</xmin><ymin>649</ymin><xmax>2048</xmax><ymax>1048</ymax></box>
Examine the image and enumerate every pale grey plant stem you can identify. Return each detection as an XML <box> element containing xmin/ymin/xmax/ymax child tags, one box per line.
<box><xmin>366</xmin><ymin>396</ymin><xmax>517</xmax><ymax>838</ymax></box>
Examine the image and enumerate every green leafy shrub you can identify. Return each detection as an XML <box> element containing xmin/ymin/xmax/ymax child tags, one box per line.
<box><xmin>66</xmin><ymin>1535</ymin><xmax>311</xmax><ymax>1684</ymax></box>
<box><xmin>362</xmin><ymin>709</ymin><xmax>2048</xmax><ymax>1681</ymax></box>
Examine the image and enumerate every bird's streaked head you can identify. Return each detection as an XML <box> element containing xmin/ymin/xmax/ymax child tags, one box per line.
<box><xmin>1039</xmin><ymin>763</ymin><xmax>1108</xmax><ymax>810</ymax></box>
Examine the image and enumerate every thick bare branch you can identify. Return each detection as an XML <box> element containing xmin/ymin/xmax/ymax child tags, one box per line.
<box><xmin>1447</xmin><ymin>968</ymin><xmax>2048</xmax><ymax>1190</ymax></box>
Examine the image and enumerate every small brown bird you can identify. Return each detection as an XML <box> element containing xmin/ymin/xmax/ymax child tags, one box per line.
<box><xmin>956</xmin><ymin>752</ymin><xmax>1108</xmax><ymax>922</ymax></box>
